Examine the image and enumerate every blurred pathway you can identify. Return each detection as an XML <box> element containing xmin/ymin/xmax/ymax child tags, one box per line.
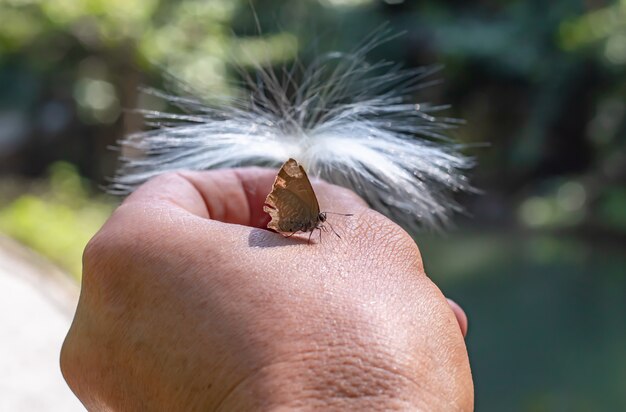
<box><xmin>0</xmin><ymin>236</ymin><xmax>84</xmax><ymax>411</ymax></box>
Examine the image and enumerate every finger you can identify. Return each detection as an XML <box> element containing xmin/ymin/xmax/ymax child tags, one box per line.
<box><xmin>184</xmin><ymin>170</ymin><xmax>369</xmax><ymax>228</ymax></box>
<box><xmin>122</xmin><ymin>168</ymin><xmax>369</xmax><ymax>229</ymax></box>
<box><xmin>311</xmin><ymin>178</ymin><xmax>369</xmax><ymax>213</ymax></box>
<box><xmin>447</xmin><ymin>299</ymin><xmax>468</xmax><ymax>338</ymax></box>
<box><xmin>122</xmin><ymin>168</ymin><xmax>277</xmax><ymax>227</ymax></box>
<box><xmin>183</xmin><ymin>168</ymin><xmax>278</xmax><ymax>228</ymax></box>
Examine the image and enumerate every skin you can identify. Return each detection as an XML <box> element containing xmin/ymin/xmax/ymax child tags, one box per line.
<box><xmin>60</xmin><ymin>168</ymin><xmax>473</xmax><ymax>411</ymax></box>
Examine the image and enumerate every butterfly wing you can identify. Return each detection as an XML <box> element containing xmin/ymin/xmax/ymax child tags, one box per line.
<box><xmin>264</xmin><ymin>158</ymin><xmax>321</xmax><ymax>233</ymax></box>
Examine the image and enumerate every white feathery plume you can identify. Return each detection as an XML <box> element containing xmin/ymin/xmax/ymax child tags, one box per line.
<box><xmin>111</xmin><ymin>34</ymin><xmax>474</xmax><ymax>232</ymax></box>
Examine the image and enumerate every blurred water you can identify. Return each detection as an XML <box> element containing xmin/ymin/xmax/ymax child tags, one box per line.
<box><xmin>417</xmin><ymin>232</ymin><xmax>626</xmax><ymax>412</ymax></box>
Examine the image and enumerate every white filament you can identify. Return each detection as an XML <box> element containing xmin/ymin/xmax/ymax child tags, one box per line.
<box><xmin>111</xmin><ymin>38</ymin><xmax>473</xmax><ymax>231</ymax></box>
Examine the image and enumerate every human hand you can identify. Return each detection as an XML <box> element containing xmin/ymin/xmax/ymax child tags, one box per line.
<box><xmin>61</xmin><ymin>168</ymin><xmax>473</xmax><ymax>411</ymax></box>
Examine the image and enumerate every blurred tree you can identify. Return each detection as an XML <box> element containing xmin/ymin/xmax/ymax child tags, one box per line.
<box><xmin>0</xmin><ymin>0</ymin><xmax>624</xmax><ymax>234</ymax></box>
<box><xmin>0</xmin><ymin>0</ymin><xmax>299</xmax><ymax>180</ymax></box>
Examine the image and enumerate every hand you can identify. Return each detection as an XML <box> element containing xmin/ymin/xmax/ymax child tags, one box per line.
<box><xmin>61</xmin><ymin>168</ymin><xmax>473</xmax><ymax>411</ymax></box>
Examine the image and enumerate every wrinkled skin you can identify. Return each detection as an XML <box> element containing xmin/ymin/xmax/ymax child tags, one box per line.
<box><xmin>60</xmin><ymin>168</ymin><xmax>473</xmax><ymax>411</ymax></box>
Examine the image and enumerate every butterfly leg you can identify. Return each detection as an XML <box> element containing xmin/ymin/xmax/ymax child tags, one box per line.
<box><xmin>326</xmin><ymin>221</ymin><xmax>341</xmax><ymax>239</ymax></box>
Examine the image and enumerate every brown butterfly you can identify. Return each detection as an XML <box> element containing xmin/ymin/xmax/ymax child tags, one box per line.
<box><xmin>264</xmin><ymin>158</ymin><xmax>351</xmax><ymax>243</ymax></box>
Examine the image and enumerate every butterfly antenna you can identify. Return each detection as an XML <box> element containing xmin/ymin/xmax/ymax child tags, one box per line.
<box><xmin>325</xmin><ymin>212</ymin><xmax>354</xmax><ymax>216</ymax></box>
<box><xmin>325</xmin><ymin>221</ymin><xmax>342</xmax><ymax>239</ymax></box>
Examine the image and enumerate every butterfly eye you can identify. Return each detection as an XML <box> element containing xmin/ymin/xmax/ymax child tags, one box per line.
<box><xmin>319</xmin><ymin>212</ymin><xmax>327</xmax><ymax>222</ymax></box>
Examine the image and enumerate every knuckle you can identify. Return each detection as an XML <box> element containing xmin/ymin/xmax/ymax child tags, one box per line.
<box><xmin>60</xmin><ymin>323</ymin><xmax>89</xmax><ymax>397</ymax></box>
<box><xmin>80</xmin><ymin>204</ymin><xmax>144</xmax><ymax>301</ymax></box>
<box><xmin>82</xmin><ymin>231</ymin><xmax>107</xmax><ymax>274</ymax></box>
<box><xmin>81</xmin><ymin>225</ymin><xmax>121</xmax><ymax>285</ymax></box>
<box><xmin>357</xmin><ymin>210</ymin><xmax>423</xmax><ymax>270</ymax></box>
<box><xmin>59</xmin><ymin>331</ymin><xmax>76</xmax><ymax>383</ymax></box>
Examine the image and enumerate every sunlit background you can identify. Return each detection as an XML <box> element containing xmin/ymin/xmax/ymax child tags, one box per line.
<box><xmin>1</xmin><ymin>0</ymin><xmax>625</xmax><ymax>410</ymax></box>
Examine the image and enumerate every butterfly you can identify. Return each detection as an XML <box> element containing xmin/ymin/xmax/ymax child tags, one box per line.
<box><xmin>263</xmin><ymin>158</ymin><xmax>350</xmax><ymax>243</ymax></box>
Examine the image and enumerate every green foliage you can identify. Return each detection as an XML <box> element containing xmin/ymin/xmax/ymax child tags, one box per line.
<box><xmin>0</xmin><ymin>0</ymin><xmax>300</xmax><ymax>111</ymax></box>
<box><xmin>0</xmin><ymin>163</ymin><xmax>114</xmax><ymax>278</ymax></box>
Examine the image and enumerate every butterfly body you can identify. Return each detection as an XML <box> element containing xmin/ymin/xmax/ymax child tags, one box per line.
<box><xmin>275</xmin><ymin>212</ymin><xmax>327</xmax><ymax>234</ymax></box>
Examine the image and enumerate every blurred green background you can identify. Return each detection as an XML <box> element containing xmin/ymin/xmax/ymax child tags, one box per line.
<box><xmin>0</xmin><ymin>0</ymin><xmax>624</xmax><ymax>410</ymax></box>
